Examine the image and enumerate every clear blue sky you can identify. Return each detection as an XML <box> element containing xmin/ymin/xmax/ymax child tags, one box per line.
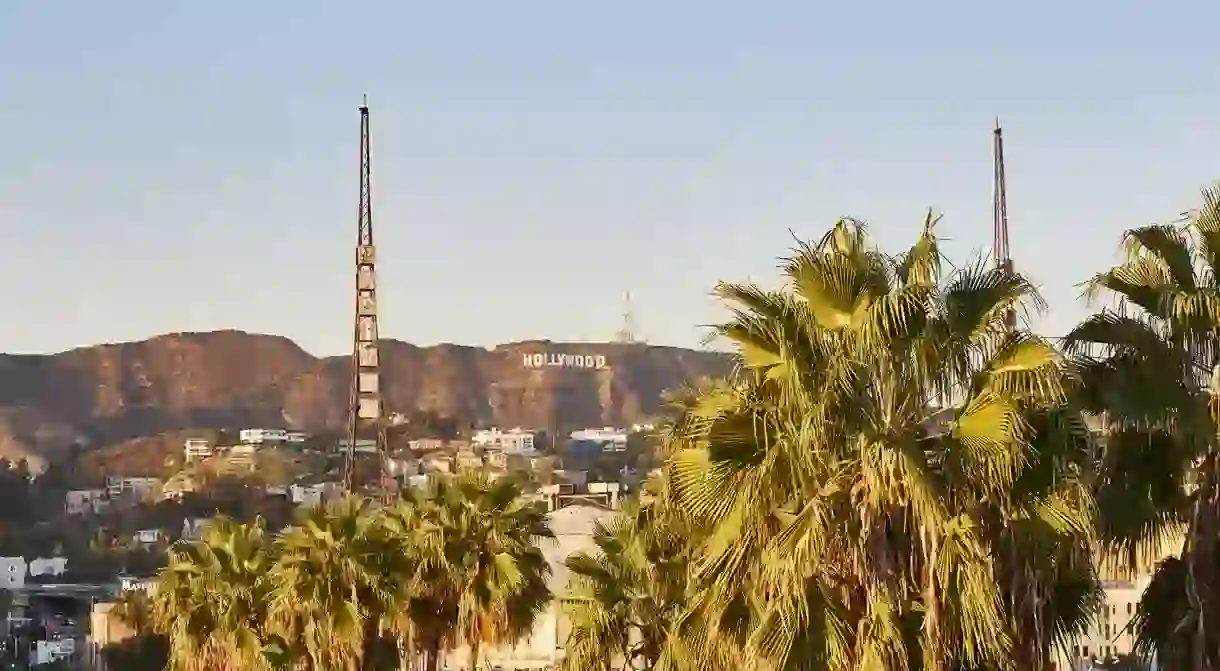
<box><xmin>2</xmin><ymin>2</ymin><xmax>1218</xmax><ymax>356</ymax></box>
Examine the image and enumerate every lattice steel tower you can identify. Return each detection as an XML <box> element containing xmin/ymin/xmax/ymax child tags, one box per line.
<box><xmin>992</xmin><ymin>120</ymin><xmax>1015</xmax><ymax>330</ymax></box>
<box><xmin>615</xmin><ymin>290</ymin><xmax>638</xmax><ymax>344</ymax></box>
<box><xmin>344</xmin><ymin>95</ymin><xmax>392</xmax><ymax>500</ymax></box>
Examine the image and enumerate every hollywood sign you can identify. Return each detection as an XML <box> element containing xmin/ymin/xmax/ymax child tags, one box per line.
<box><xmin>522</xmin><ymin>353</ymin><xmax>607</xmax><ymax>370</ymax></box>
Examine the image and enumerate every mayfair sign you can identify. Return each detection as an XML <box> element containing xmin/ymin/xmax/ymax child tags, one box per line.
<box><xmin>522</xmin><ymin>353</ymin><xmax>607</xmax><ymax>370</ymax></box>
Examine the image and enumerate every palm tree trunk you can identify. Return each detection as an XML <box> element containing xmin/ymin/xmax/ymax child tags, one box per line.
<box><xmin>466</xmin><ymin>639</ymin><xmax>480</xmax><ymax>671</ymax></box>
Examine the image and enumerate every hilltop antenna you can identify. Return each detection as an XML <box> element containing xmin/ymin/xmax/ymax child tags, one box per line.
<box><xmin>993</xmin><ymin>120</ymin><xmax>1015</xmax><ymax>331</ymax></box>
<box><xmin>616</xmin><ymin>290</ymin><xmax>638</xmax><ymax>343</ymax></box>
<box><xmin>344</xmin><ymin>95</ymin><xmax>394</xmax><ymax>503</ymax></box>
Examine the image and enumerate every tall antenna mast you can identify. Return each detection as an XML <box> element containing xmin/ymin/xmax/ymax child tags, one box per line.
<box><xmin>992</xmin><ymin>120</ymin><xmax>1015</xmax><ymax>330</ymax></box>
<box><xmin>616</xmin><ymin>290</ymin><xmax>637</xmax><ymax>343</ymax></box>
<box><xmin>345</xmin><ymin>95</ymin><xmax>393</xmax><ymax>502</ymax></box>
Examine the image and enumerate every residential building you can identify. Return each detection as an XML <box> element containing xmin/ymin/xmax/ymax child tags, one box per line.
<box><xmin>290</xmin><ymin>482</ymin><xmax>341</xmax><ymax>506</ymax></box>
<box><xmin>286</xmin><ymin>431</ymin><xmax>308</xmax><ymax>444</ymax></box>
<box><xmin>456</xmin><ymin>449</ymin><xmax>483</xmax><ymax>470</ymax></box>
<box><xmin>162</xmin><ymin>472</ymin><xmax>199</xmax><ymax>499</ymax></box>
<box><xmin>183</xmin><ymin>438</ymin><xmax>212</xmax><ymax>461</ymax></box>
<box><xmin>33</xmin><ymin>639</ymin><xmax>74</xmax><ymax>666</ymax></box>
<box><xmin>28</xmin><ymin>557</ymin><xmax>67</xmax><ymax>577</ymax></box>
<box><xmin>405</xmin><ymin>474</ymin><xmax>430</xmax><ymax>490</ymax></box>
<box><xmin>472</xmin><ymin>428</ymin><xmax>537</xmax><ymax>454</ymax></box>
<box><xmin>133</xmin><ymin>529</ymin><xmax>163</xmax><ymax>546</ymax></box>
<box><xmin>539</xmin><ymin>481</ymin><xmax>621</xmax><ymax>511</ymax></box>
<box><xmin>551</xmin><ymin>469</ymin><xmax>588</xmax><ymax>486</ymax></box>
<box><xmin>106</xmin><ymin>476</ymin><xmax>161</xmax><ymax>500</ymax></box>
<box><xmin>422</xmin><ymin>454</ymin><xmax>454</xmax><ymax>473</ymax></box>
<box><xmin>182</xmin><ymin>518</ymin><xmax>207</xmax><ymax>540</ymax></box>
<box><xmin>0</xmin><ymin>557</ymin><xmax>26</xmax><ymax>589</ymax></box>
<box><xmin>239</xmin><ymin>428</ymin><xmax>289</xmax><ymax>444</ymax></box>
<box><xmin>408</xmin><ymin>438</ymin><xmax>446</xmax><ymax>452</ymax></box>
<box><xmin>568</xmin><ymin>427</ymin><xmax>628</xmax><ymax>455</ymax></box>
<box><xmin>1053</xmin><ymin>577</ymin><xmax>1154</xmax><ymax>670</ymax></box>
<box><xmin>64</xmin><ymin>489</ymin><xmax>108</xmax><ymax>515</ymax></box>
<box><xmin>485</xmin><ymin>450</ymin><xmax>509</xmax><ymax>469</ymax></box>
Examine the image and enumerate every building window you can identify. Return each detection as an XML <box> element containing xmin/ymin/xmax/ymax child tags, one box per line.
<box><xmin>1127</xmin><ymin>603</ymin><xmax>1132</xmax><ymax>615</ymax></box>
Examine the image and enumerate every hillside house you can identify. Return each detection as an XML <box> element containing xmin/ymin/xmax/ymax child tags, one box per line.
<box><xmin>239</xmin><ymin>428</ymin><xmax>289</xmax><ymax>444</ymax></box>
<box><xmin>183</xmin><ymin>438</ymin><xmax>212</xmax><ymax>461</ymax></box>
<box><xmin>408</xmin><ymin>438</ymin><xmax>446</xmax><ymax>452</ymax></box>
<box><xmin>132</xmin><ymin>529</ymin><xmax>163</xmax><ymax>547</ymax></box>
<box><xmin>106</xmin><ymin>476</ymin><xmax>161</xmax><ymax>500</ymax></box>
<box><xmin>162</xmin><ymin>472</ymin><xmax>199</xmax><ymax>499</ymax></box>
<box><xmin>28</xmin><ymin>557</ymin><xmax>67</xmax><ymax>577</ymax></box>
<box><xmin>64</xmin><ymin>489</ymin><xmax>108</xmax><ymax>515</ymax></box>
<box><xmin>472</xmin><ymin>428</ymin><xmax>537</xmax><ymax>455</ymax></box>
<box><xmin>290</xmin><ymin>482</ymin><xmax>341</xmax><ymax>507</ymax></box>
<box><xmin>0</xmin><ymin>557</ymin><xmax>26</xmax><ymax>589</ymax></box>
<box><xmin>539</xmin><ymin>481</ymin><xmax>622</xmax><ymax>511</ymax></box>
<box><xmin>568</xmin><ymin>427</ymin><xmax>628</xmax><ymax>452</ymax></box>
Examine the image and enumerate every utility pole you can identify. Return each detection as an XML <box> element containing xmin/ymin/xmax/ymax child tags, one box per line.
<box><xmin>344</xmin><ymin>95</ymin><xmax>394</xmax><ymax>503</ymax></box>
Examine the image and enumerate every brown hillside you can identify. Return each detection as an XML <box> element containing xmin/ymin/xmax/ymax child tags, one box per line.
<box><xmin>0</xmin><ymin>330</ymin><xmax>732</xmax><ymax>462</ymax></box>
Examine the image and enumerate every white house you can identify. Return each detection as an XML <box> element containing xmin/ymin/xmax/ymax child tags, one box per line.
<box><xmin>133</xmin><ymin>529</ymin><xmax>163</xmax><ymax>546</ymax></box>
<box><xmin>0</xmin><ymin>557</ymin><xmax>27</xmax><ymax>589</ymax></box>
<box><xmin>28</xmin><ymin>557</ymin><xmax>67</xmax><ymax>577</ymax></box>
<box><xmin>239</xmin><ymin>428</ymin><xmax>289</xmax><ymax>444</ymax></box>
<box><xmin>472</xmin><ymin>428</ymin><xmax>537</xmax><ymax>455</ymax></box>
<box><xmin>183</xmin><ymin>438</ymin><xmax>212</xmax><ymax>461</ymax></box>
<box><xmin>106</xmin><ymin>476</ymin><xmax>161</xmax><ymax>499</ymax></box>
<box><xmin>33</xmin><ymin>639</ymin><xmax>74</xmax><ymax>666</ymax></box>
<box><xmin>290</xmin><ymin>482</ymin><xmax>341</xmax><ymax>506</ymax></box>
<box><xmin>64</xmin><ymin>489</ymin><xmax>108</xmax><ymax>515</ymax></box>
<box><xmin>569</xmin><ymin>427</ymin><xmax>628</xmax><ymax>452</ymax></box>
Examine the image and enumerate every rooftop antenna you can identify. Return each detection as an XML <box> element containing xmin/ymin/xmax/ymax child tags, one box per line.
<box><xmin>993</xmin><ymin>119</ymin><xmax>1015</xmax><ymax>331</ymax></box>
<box><xmin>616</xmin><ymin>290</ymin><xmax>638</xmax><ymax>343</ymax></box>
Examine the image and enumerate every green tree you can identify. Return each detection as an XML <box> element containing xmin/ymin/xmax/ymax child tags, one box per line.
<box><xmin>563</xmin><ymin>488</ymin><xmax>691</xmax><ymax>671</ymax></box>
<box><xmin>1065</xmin><ymin>185</ymin><xmax>1220</xmax><ymax>671</ymax></box>
<box><xmin>150</xmin><ymin>516</ymin><xmax>280</xmax><ymax>670</ymax></box>
<box><xmin>266</xmin><ymin>495</ymin><xmax>405</xmax><ymax>671</ymax></box>
<box><xmin>412</xmin><ymin>474</ymin><xmax>554</xmax><ymax>671</ymax></box>
<box><xmin>653</xmin><ymin>217</ymin><xmax>1099</xmax><ymax>670</ymax></box>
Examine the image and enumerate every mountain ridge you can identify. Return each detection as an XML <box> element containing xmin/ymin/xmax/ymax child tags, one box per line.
<box><xmin>0</xmin><ymin>329</ymin><xmax>733</xmax><ymax>465</ymax></box>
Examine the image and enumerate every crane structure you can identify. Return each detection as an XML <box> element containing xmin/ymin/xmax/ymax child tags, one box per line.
<box><xmin>992</xmin><ymin>120</ymin><xmax>1015</xmax><ymax>330</ymax></box>
<box><xmin>344</xmin><ymin>95</ymin><xmax>394</xmax><ymax>502</ymax></box>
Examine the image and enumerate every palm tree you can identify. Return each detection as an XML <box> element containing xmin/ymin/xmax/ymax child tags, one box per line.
<box><xmin>266</xmin><ymin>495</ymin><xmax>400</xmax><ymax>671</ymax></box>
<box><xmin>562</xmin><ymin>488</ymin><xmax>691</xmax><ymax>671</ymax></box>
<box><xmin>1064</xmin><ymin>185</ymin><xmax>1220</xmax><ymax>671</ymax></box>
<box><xmin>654</xmin><ymin>217</ymin><xmax>1098</xmax><ymax>670</ymax></box>
<box><xmin>150</xmin><ymin>515</ymin><xmax>279</xmax><ymax>670</ymax></box>
<box><xmin>412</xmin><ymin>474</ymin><xmax>554</xmax><ymax>671</ymax></box>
